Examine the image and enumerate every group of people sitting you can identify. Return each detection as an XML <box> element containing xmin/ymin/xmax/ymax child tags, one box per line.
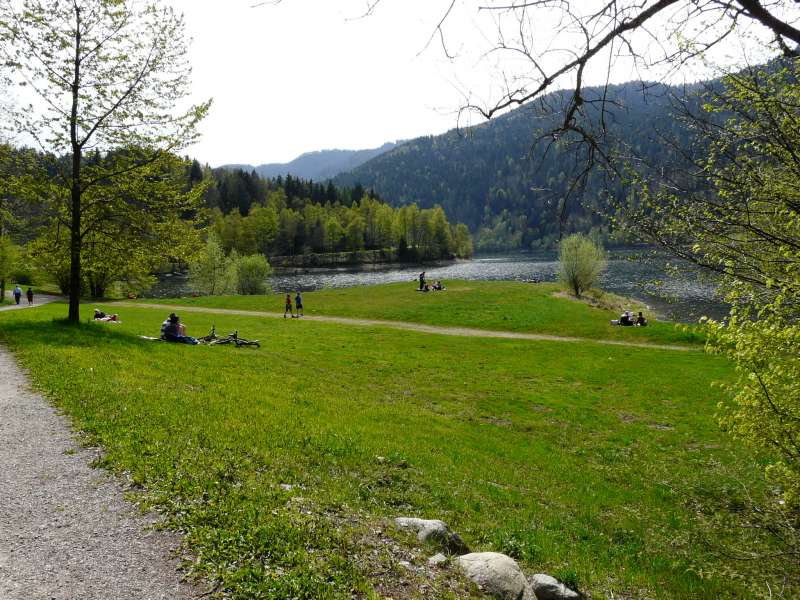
<box><xmin>160</xmin><ymin>312</ymin><xmax>198</xmax><ymax>344</ymax></box>
<box><xmin>417</xmin><ymin>272</ymin><xmax>446</xmax><ymax>292</ymax></box>
<box><xmin>613</xmin><ymin>310</ymin><xmax>648</xmax><ymax>327</ymax></box>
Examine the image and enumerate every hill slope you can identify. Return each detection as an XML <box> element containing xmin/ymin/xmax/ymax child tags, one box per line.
<box><xmin>222</xmin><ymin>142</ymin><xmax>396</xmax><ymax>181</ymax></box>
<box><xmin>335</xmin><ymin>81</ymin><xmax>704</xmax><ymax>250</ymax></box>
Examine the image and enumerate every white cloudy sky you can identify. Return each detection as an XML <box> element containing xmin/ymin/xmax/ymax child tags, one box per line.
<box><xmin>168</xmin><ymin>0</ymin><xmax>786</xmax><ymax>167</ymax></box>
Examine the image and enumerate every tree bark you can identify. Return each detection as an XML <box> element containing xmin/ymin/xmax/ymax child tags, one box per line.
<box><xmin>67</xmin><ymin>5</ymin><xmax>82</xmax><ymax>323</ymax></box>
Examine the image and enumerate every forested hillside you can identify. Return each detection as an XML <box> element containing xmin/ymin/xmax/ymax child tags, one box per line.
<box><xmin>201</xmin><ymin>167</ymin><xmax>472</xmax><ymax>261</ymax></box>
<box><xmin>335</xmin><ymin>81</ymin><xmax>705</xmax><ymax>250</ymax></box>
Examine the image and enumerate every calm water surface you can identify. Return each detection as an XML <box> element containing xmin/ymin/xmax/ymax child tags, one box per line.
<box><xmin>151</xmin><ymin>250</ymin><xmax>725</xmax><ymax>323</ymax></box>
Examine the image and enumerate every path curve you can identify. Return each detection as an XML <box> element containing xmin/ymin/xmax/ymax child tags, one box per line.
<box><xmin>0</xmin><ymin>292</ymin><xmax>61</xmax><ymax>312</ymax></box>
<box><xmin>125</xmin><ymin>302</ymin><xmax>698</xmax><ymax>352</ymax></box>
<box><xmin>0</xmin><ymin>346</ymin><xmax>201</xmax><ymax>599</ymax></box>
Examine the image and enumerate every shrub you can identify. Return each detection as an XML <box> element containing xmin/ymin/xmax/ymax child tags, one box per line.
<box><xmin>558</xmin><ymin>234</ymin><xmax>607</xmax><ymax>297</ymax></box>
<box><xmin>234</xmin><ymin>254</ymin><xmax>271</xmax><ymax>295</ymax></box>
<box><xmin>189</xmin><ymin>233</ymin><xmax>234</xmax><ymax>295</ymax></box>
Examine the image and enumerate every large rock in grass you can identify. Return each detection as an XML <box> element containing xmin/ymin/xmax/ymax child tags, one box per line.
<box><xmin>394</xmin><ymin>517</ymin><xmax>470</xmax><ymax>555</ymax></box>
<box><xmin>529</xmin><ymin>573</ymin><xmax>581</xmax><ymax>600</ymax></box>
<box><xmin>456</xmin><ymin>552</ymin><xmax>533</xmax><ymax>600</ymax></box>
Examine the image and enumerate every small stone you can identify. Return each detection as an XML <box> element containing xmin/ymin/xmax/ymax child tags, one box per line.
<box><xmin>456</xmin><ymin>552</ymin><xmax>533</xmax><ymax>600</ymax></box>
<box><xmin>394</xmin><ymin>517</ymin><xmax>470</xmax><ymax>555</ymax></box>
<box><xmin>529</xmin><ymin>573</ymin><xmax>581</xmax><ymax>600</ymax></box>
<box><xmin>279</xmin><ymin>483</ymin><xmax>294</xmax><ymax>491</ymax></box>
<box><xmin>428</xmin><ymin>553</ymin><xmax>448</xmax><ymax>567</ymax></box>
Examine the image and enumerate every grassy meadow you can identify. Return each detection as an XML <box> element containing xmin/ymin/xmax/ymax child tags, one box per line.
<box><xmin>137</xmin><ymin>281</ymin><xmax>705</xmax><ymax>346</ymax></box>
<box><xmin>0</xmin><ymin>287</ymin><xmax>779</xmax><ymax>598</ymax></box>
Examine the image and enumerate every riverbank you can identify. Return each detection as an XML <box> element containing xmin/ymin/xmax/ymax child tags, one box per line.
<box><xmin>148</xmin><ymin>251</ymin><xmax>725</xmax><ymax>323</ymax></box>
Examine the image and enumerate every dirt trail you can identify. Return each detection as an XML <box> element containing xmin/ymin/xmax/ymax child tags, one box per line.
<box><xmin>0</xmin><ymin>346</ymin><xmax>201</xmax><ymax>599</ymax></box>
<box><xmin>125</xmin><ymin>302</ymin><xmax>698</xmax><ymax>352</ymax></box>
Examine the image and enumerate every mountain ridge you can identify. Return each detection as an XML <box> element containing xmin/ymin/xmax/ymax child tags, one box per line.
<box><xmin>221</xmin><ymin>142</ymin><xmax>397</xmax><ymax>181</ymax></box>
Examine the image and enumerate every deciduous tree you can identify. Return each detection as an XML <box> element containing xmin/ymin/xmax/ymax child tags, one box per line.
<box><xmin>558</xmin><ymin>233</ymin><xmax>606</xmax><ymax>298</ymax></box>
<box><xmin>0</xmin><ymin>0</ymin><xmax>210</xmax><ymax>321</ymax></box>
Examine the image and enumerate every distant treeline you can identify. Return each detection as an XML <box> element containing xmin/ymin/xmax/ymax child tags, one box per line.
<box><xmin>198</xmin><ymin>166</ymin><xmax>473</xmax><ymax>261</ymax></box>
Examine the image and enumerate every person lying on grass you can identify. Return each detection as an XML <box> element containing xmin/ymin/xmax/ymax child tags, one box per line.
<box><xmin>93</xmin><ymin>309</ymin><xmax>121</xmax><ymax>323</ymax></box>
<box><xmin>160</xmin><ymin>313</ymin><xmax>198</xmax><ymax>344</ymax></box>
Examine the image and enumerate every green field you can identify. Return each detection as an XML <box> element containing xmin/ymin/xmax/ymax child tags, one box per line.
<box><xmin>0</xmin><ymin>289</ymin><xmax>778</xmax><ymax>598</ymax></box>
<box><xmin>136</xmin><ymin>281</ymin><xmax>704</xmax><ymax>346</ymax></box>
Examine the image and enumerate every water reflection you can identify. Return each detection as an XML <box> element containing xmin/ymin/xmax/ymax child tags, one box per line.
<box><xmin>150</xmin><ymin>250</ymin><xmax>726</xmax><ymax>323</ymax></box>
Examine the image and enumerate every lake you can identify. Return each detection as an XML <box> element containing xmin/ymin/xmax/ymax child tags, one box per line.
<box><xmin>150</xmin><ymin>250</ymin><xmax>726</xmax><ymax>323</ymax></box>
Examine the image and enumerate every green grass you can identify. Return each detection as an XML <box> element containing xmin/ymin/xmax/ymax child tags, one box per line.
<box><xmin>0</xmin><ymin>298</ymin><xmax>777</xmax><ymax>598</ymax></box>
<box><xmin>135</xmin><ymin>281</ymin><xmax>704</xmax><ymax>346</ymax></box>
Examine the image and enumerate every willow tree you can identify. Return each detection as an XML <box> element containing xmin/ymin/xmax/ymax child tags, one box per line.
<box><xmin>0</xmin><ymin>0</ymin><xmax>210</xmax><ymax>322</ymax></box>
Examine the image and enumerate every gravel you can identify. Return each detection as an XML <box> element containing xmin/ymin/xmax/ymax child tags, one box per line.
<box><xmin>0</xmin><ymin>345</ymin><xmax>202</xmax><ymax>599</ymax></box>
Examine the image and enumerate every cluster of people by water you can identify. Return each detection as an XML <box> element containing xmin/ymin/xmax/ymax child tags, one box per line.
<box><xmin>613</xmin><ymin>311</ymin><xmax>648</xmax><ymax>327</ymax></box>
<box><xmin>417</xmin><ymin>272</ymin><xmax>445</xmax><ymax>292</ymax></box>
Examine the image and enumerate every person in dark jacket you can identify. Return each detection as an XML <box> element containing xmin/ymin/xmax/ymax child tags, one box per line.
<box><xmin>160</xmin><ymin>313</ymin><xmax>197</xmax><ymax>344</ymax></box>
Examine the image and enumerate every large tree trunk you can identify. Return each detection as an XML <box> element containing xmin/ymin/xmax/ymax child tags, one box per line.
<box><xmin>68</xmin><ymin>173</ymin><xmax>81</xmax><ymax>322</ymax></box>
<box><xmin>67</xmin><ymin>5</ymin><xmax>82</xmax><ymax>324</ymax></box>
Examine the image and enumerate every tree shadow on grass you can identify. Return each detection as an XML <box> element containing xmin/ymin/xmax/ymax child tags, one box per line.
<box><xmin>0</xmin><ymin>318</ymin><xmax>165</xmax><ymax>351</ymax></box>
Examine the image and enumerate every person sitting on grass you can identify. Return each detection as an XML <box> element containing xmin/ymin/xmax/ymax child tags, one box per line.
<box><xmin>636</xmin><ymin>311</ymin><xmax>648</xmax><ymax>327</ymax></box>
<box><xmin>619</xmin><ymin>311</ymin><xmax>634</xmax><ymax>326</ymax></box>
<box><xmin>432</xmin><ymin>280</ymin><xmax>445</xmax><ymax>291</ymax></box>
<box><xmin>160</xmin><ymin>313</ymin><xmax>197</xmax><ymax>344</ymax></box>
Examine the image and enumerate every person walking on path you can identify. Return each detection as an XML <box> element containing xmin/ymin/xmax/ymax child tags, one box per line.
<box><xmin>295</xmin><ymin>291</ymin><xmax>304</xmax><ymax>317</ymax></box>
<box><xmin>284</xmin><ymin>294</ymin><xmax>294</xmax><ymax>318</ymax></box>
<box><xmin>12</xmin><ymin>285</ymin><xmax>22</xmax><ymax>305</ymax></box>
<box><xmin>26</xmin><ymin>287</ymin><xmax>33</xmax><ymax>305</ymax></box>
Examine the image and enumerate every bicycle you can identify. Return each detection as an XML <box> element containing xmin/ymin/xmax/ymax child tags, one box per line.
<box><xmin>198</xmin><ymin>326</ymin><xmax>260</xmax><ymax>348</ymax></box>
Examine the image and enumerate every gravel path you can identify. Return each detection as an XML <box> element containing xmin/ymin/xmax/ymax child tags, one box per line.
<box><xmin>125</xmin><ymin>302</ymin><xmax>698</xmax><ymax>352</ymax></box>
<box><xmin>0</xmin><ymin>291</ymin><xmax>60</xmax><ymax>311</ymax></box>
<box><xmin>0</xmin><ymin>346</ymin><xmax>201</xmax><ymax>600</ymax></box>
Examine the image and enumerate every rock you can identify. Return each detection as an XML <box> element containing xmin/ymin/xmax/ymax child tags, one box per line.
<box><xmin>394</xmin><ymin>517</ymin><xmax>470</xmax><ymax>555</ymax></box>
<box><xmin>279</xmin><ymin>483</ymin><xmax>294</xmax><ymax>491</ymax></box>
<box><xmin>529</xmin><ymin>573</ymin><xmax>581</xmax><ymax>600</ymax></box>
<box><xmin>456</xmin><ymin>552</ymin><xmax>532</xmax><ymax>600</ymax></box>
<box><xmin>428</xmin><ymin>553</ymin><xmax>448</xmax><ymax>567</ymax></box>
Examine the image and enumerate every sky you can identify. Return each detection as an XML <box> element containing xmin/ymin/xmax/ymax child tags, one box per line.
<box><xmin>170</xmin><ymin>0</ymin><xmax>487</xmax><ymax>166</ymax></box>
<box><xmin>168</xmin><ymin>0</ymin><xmax>791</xmax><ymax>168</ymax></box>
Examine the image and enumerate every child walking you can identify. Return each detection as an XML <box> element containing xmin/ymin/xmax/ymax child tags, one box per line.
<box><xmin>284</xmin><ymin>293</ymin><xmax>293</xmax><ymax>318</ymax></box>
